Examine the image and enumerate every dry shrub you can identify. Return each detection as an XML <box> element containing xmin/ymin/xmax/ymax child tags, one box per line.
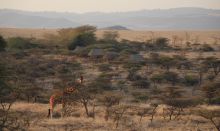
<box><xmin>194</xmin><ymin>108</ymin><xmax>220</xmax><ymax>131</ymax></box>
<box><xmin>108</xmin><ymin>105</ymin><xmax>128</xmax><ymax>128</ymax></box>
<box><xmin>136</xmin><ymin>103</ymin><xmax>158</xmax><ymax>123</ymax></box>
<box><xmin>162</xmin><ymin>99</ymin><xmax>196</xmax><ymax>121</ymax></box>
<box><xmin>98</xmin><ymin>93</ymin><xmax>122</xmax><ymax>121</ymax></box>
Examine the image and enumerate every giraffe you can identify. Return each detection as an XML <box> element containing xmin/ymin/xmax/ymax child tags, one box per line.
<box><xmin>48</xmin><ymin>75</ymin><xmax>83</xmax><ymax>119</ymax></box>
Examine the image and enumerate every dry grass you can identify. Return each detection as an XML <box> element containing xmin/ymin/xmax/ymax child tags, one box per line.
<box><xmin>97</xmin><ymin>30</ymin><xmax>220</xmax><ymax>44</ymax></box>
<box><xmin>141</xmin><ymin>51</ymin><xmax>220</xmax><ymax>59</ymax></box>
<box><xmin>0</xmin><ymin>28</ymin><xmax>58</xmax><ymax>39</ymax></box>
<box><xmin>10</xmin><ymin>102</ymin><xmax>219</xmax><ymax>131</ymax></box>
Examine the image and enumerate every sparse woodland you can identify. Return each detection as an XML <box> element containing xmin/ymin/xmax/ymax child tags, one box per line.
<box><xmin>0</xmin><ymin>26</ymin><xmax>220</xmax><ymax>131</ymax></box>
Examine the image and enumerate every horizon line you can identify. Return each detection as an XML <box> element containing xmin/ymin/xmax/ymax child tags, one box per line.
<box><xmin>0</xmin><ymin>7</ymin><xmax>220</xmax><ymax>14</ymax></box>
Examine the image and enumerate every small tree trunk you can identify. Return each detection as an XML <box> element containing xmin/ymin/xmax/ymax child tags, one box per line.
<box><xmin>210</xmin><ymin>118</ymin><xmax>220</xmax><ymax>131</ymax></box>
<box><xmin>140</xmin><ymin>116</ymin><xmax>143</xmax><ymax>122</ymax></box>
<box><xmin>199</xmin><ymin>72</ymin><xmax>203</xmax><ymax>87</ymax></box>
<box><xmin>83</xmin><ymin>100</ymin><xmax>89</xmax><ymax>117</ymax></box>
<box><xmin>166</xmin><ymin>66</ymin><xmax>170</xmax><ymax>72</ymax></box>
<box><xmin>115</xmin><ymin>118</ymin><xmax>119</xmax><ymax>128</ymax></box>
<box><xmin>104</xmin><ymin>108</ymin><xmax>110</xmax><ymax>121</ymax></box>
<box><xmin>213</xmin><ymin>68</ymin><xmax>220</xmax><ymax>76</ymax></box>
<box><xmin>150</xmin><ymin>105</ymin><xmax>158</xmax><ymax>123</ymax></box>
<box><xmin>34</xmin><ymin>96</ymin><xmax>37</xmax><ymax>103</ymax></box>
<box><xmin>153</xmin><ymin>82</ymin><xmax>156</xmax><ymax>88</ymax></box>
<box><xmin>169</xmin><ymin>109</ymin><xmax>174</xmax><ymax>120</ymax></box>
<box><xmin>27</xmin><ymin>95</ymin><xmax>30</xmax><ymax>103</ymax></box>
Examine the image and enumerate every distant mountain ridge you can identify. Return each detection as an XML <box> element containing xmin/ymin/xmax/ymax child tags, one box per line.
<box><xmin>0</xmin><ymin>7</ymin><xmax>220</xmax><ymax>29</ymax></box>
<box><xmin>103</xmin><ymin>25</ymin><xmax>129</xmax><ymax>30</ymax></box>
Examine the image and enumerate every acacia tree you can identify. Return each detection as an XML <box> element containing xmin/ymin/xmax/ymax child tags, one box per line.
<box><xmin>202</xmin><ymin>82</ymin><xmax>220</xmax><ymax>104</ymax></box>
<box><xmin>163</xmin><ymin>99</ymin><xmax>195</xmax><ymax>121</ymax></box>
<box><xmin>150</xmin><ymin>74</ymin><xmax>163</xmax><ymax>88</ymax></box>
<box><xmin>78</xmin><ymin>85</ymin><xmax>95</xmax><ymax>117</ymax></box>
<box><xmin>68</xmin><ymin>31</ymin><xmax>96</xmax><ymax>50</ymax></box>
<box><xmin>126</xmin><ymin>67</ymin><xmax>142</xmax><ymax>81</ymax></box>
<box><xmin>196</xmin><ymin>109</ymin><xmax>220</xmax><ymax>131</ymax></box>
<box><xmin>163</xmin><ymin>72</ymin><xmax>179</xmax><ymax>86</ymax></box>
<box><xmin>109</xmin><ymin>105</ymin><xmax>128</xmax><ymax>128</ymax></box>
<box><xmin>184</xmin><ymin>74</ymin><xmax>199</xmax><ymax>87</ymax></box>
<box><xmin>161</xmin><ymin>86</ymin><xmax>193</xmax><ymax>120</ymax></box>
<box><xmin>137</xmin><ymin>107</ymin><xmax>152</xmax><ymax>122</ymax></box>
<box><xmin>132</xmin><ymin>78</ymin><xmax>151</xmax><ymax>89</ymax></box>
<box><xmin>22</xmin><ymin>83</ymin><xmax>42</xmax><ymax>103</ymax></box>
<box><xmin>156</xmin><ymin>56</ymin><xmax>177</xmax><ymax>72</ymax></box>
<box><xmin>136</xmin><ymin>104</ymin><xmax>159</xmax><ymax>123</ymax></box>
<box><xmin>174</xmin><ymin>55</ymin><xmax>191</xmax><ymax>70</ymax></box>
<box><xmin>102</xmin><ymin>31</ymin><xmax>119</xmax><ymax>43</ymax></box>
<box><xmin>172</xmin><ymin>35</ymin><xmax>179</xmax><ymax>47</ymax></box>
<box><xmin>98</xmin><ymin>93</ymin><xmax>122</xmax><ymax>121</ymax></box>
<box><xmin>196</xmin><ymin>65</ymin><xmax>208</xmax><ymax>86</ymax></box>
<box><xmin>58</xmin><ymin>25</ymin><xmax>96</xmax><ymax>46</ymax></box>
<box><xmin>154</xmin><ymin>37</ymin><xmax>169</xmax><ymax>49</ymax></box>
<box><xmin>61</xmin><ymin>80</ymin><xmax>96</xmax><ymax>118</ymax></box>
<box><xmin>203</xmin><ymin>57</ymin><xmax>220</xmax><ymax>76</ymax></box>
<box><xmin>89</xmin><ymin>73</ymin><xmax>112</xmax><ymax>91</ymax></box>
<box><xmin>0</xmin><ymin>60</ymin><xmax>25</xmax><ymax>130</ymax></box>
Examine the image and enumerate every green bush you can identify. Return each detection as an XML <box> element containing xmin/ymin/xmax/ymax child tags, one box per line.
<box><xmin>89</xmin><ymin>73</ymin><xmax>113</xmax><ymax>91</ymax></box>
<box><xmin>68</xmin><ymin>32</ymin><xmax>96</xmax><ymax>50</ymax></box>
<box><xmin>123</xmin><ymin>62</ymin><xmax>143</xmax><ymax>70</ymax></box>
<box><xmin>207</xmin><ymin>74</ymin><xmax>216</xmax><ymax>81</ymax></box>
<box><xmin>57</xmin><ymin>25</ymin><xmax>96</xmax><ymax>46</ymax></box>
<box><xmin>200</xmin><ymin>44</ymin><xmax>214</xmax><ymax>52</ymax></box>
<box><xmin>126</xmin><ymin>69</ymin><xmax>142</xmax><ymax>81</ymax></box>
<box><xmin>209</xmin><ymin>97</ymin><xmax>220</xmax><ymax>105</ymax></box>
<box><xmin>132</xmin><ymin>80</ymin><xmax>151</xmax><ymax>89</ymax></box>
<box><xmin>102</xmin><ymin>31</ymin><xmax>119</xmax><ymax>43</ymax></box>
<box><xmin>157</xmin><ymin>56</ymin><xmax>177</xmax><ymax>71</ymax></box>
<box><xmin>132</xmin><ymin>92</ymin><xmax>149</xmax><ymax>102</ymax></box>
<box><xmin>150</xmin><ymin>74</ymin><xmax>164</xmax><ymax>85</ymax></box>
<box><xmin>98</xmin><ymin>64</ymin><xmax>112</xmax><ymax>72</ymax></box>
<box><xmin>162</xmin><ymin>72</ymin><xmax>179</xmax><ymax>85</ymax></box>
<box><xmin>0</xmin><ymin>61</ymin><xmax>12</xmax><ymax>97</ymax></box>
<box><xmin>120</xmin><ymin>49</ymin><xmax>138</xmax><ymax>56</ymax></box>
<box><xmin>0</xmin><ymin>35</ymin><xmax>7</xmax><ymax>51</ymax></box>
<box><xmin>184</xmin><ymin>75</ymin><xmax>199</xmax><ymax>86</ymax></box>
<box><xmin>7</xmin><ymin>37</ymin><xmax>39</xmax><ymax>50</ymax></box>
<box><xmin>155</xmin><ymin>37</ymin><xmax>169</xmax><ymax>47</ymax></box>
<box><xmin>72</xmin><ymin>47</ymin><xmax>90</xmax><ymax>57</ymax></box>
<box><xmin>147</xmin><ymin>37</ymin><xmax>171</xmax><ymax>50</ymax></box>
<box><xmin>202</xmin><ymin>82</ymin><xmax>220</xmax><ymax>104</ymax></box>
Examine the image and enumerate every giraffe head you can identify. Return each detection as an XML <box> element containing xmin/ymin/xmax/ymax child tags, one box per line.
<box><xmin>65</xmin><ymin>86</ymin><xmax>78</xmax><ymax>94</ymax></box>
<box><xmin>76</xmin><ymin>75</ymin><xmax>83</xmax><ymax>84</ymax></box>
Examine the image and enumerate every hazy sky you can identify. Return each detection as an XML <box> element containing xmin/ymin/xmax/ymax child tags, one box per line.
<box><xmin>0</xmin><ymin>0</ymin><xmax>220</xmax><ymax>13</ymax></box>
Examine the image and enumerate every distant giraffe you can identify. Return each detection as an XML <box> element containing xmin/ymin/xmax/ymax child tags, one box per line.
<box><xmin>48</xmin><ymin>76</ymin><xmax>83</xmax><ymax>119</ymax></box>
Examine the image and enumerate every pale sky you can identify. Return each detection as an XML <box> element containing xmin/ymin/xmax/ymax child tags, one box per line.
<box><xmin>0</xmin><ymin>0</ymin><xmax>220</xmax><ymax>13</ymax></box>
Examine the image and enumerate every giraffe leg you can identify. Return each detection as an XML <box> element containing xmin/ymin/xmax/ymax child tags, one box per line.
<box><xmin>61</xmin><ymin>100</ymin><xmax>65</xmax><ymax>118</ymax></box>
<box><xmin>49</xmin><ymin>96</ymin><xmax>55</xmax><ymax>119</ymax></box>
<box><xmin>61</xmin><ymin>108</ymin><xmax>63</xmax><ymax>118</ymax></box>
<box><xmin>48</xmin><ymin>109</ymin><xmax>51</xmax><ymax>118</ymax></box>
<box><xmin>50</xmin><ymin>109</ymin><xmax>53</xmax><ymax>119</ymax></box>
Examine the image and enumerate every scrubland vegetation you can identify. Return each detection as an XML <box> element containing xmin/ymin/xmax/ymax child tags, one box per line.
<box><xmin>0</xmin><ymin>26</ymin><xmax>220</xmax><ymax>131</ymax></box>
